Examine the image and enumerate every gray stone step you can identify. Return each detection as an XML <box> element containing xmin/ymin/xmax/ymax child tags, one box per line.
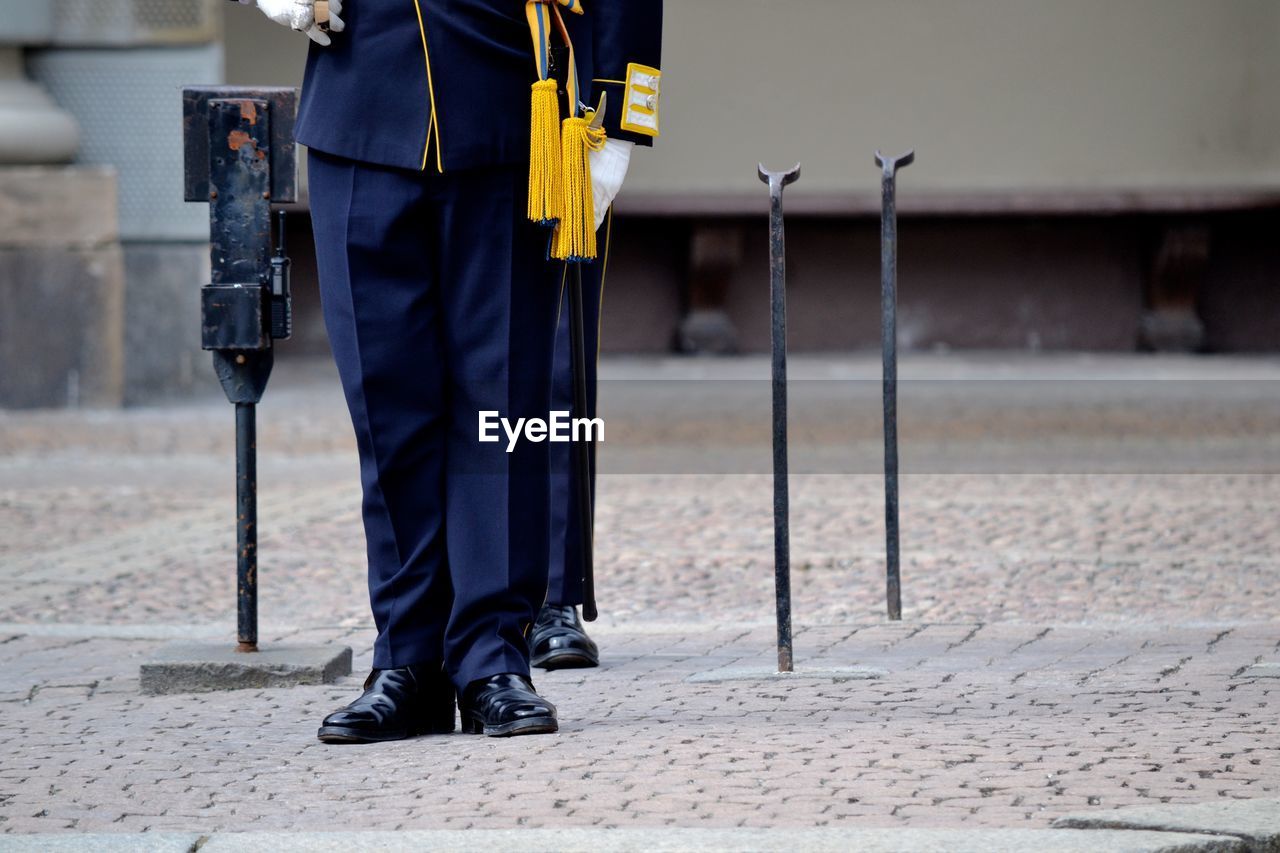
<box><xmin>0</xmin><ymin>828</ymin><xmax>1253</xmax><ymax>853</ymax></box>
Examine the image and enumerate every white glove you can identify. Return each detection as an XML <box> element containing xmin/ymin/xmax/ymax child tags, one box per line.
<box><xmin>589</xmin><ymin>138</ymin><xmax>633</xmax><ymax>232</ymax></box>
<box><xmin>238</xmin><ymin>0</ymin><xmax>345</xmax><ymax>46</ymax></box>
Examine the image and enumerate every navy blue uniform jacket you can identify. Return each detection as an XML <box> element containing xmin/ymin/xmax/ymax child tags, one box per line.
<box><xmin>288</xmin><ymin>0</ymin><xmax>663</xmax><ymax>173</ymax></box>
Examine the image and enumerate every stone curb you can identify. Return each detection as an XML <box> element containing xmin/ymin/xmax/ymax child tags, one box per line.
<box><xmin>1054</xmin><ymin>799</ymin><xmax>1280</xmax><ymax>852</ymax></box>
<box><xmin>0</xmin><ymin>828</ymin><xmax>1254</xmax><ymax>853</ymax></box>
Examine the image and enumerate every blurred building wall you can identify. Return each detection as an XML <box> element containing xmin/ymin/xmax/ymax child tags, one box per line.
<box><xmin>28</xmin><ymin>0</ymin><xmax>227</xmax><ymax>403</ymax></box>
<box><xmin>222</xmin><ymin>1</ymin><xmax>1280</xmax><ymax>355</ymax></box>
<box><xmin>226</xmin><ymin>1</ymin><xmax>1280</xmax><ymax>201</ymax></box>
<box><xmin>629</xmin><ymin>0</ymin><xmax>1280</xmax><ymax>205</ymax></box>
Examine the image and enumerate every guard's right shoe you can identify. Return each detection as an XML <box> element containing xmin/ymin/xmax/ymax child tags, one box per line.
<box><xmin>459</xmin><ymin>673</ymin><xmax>558</xmax><ymax>737</ymax></box>
<box><xmin>316</xmin><ymin>664</ymin><xmax>455</xmax><ymax>744</ymax></box>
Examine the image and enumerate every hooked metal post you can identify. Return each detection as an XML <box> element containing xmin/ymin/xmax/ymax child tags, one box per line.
<box><xmin>875</xmin><ymin>150</ymin><xmax>914</xmax><ymax>622</ymax></box>
<box><xmin>759</xmin><ymin>163</ymin><xmax>801</xmax><ymax>672</ymax></box>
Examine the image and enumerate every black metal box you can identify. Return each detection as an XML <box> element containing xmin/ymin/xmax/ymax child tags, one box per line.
<box><xmin>201</xmin><ymin>283</ymin><xmax>269</xmax><ymax>351</ymax></box>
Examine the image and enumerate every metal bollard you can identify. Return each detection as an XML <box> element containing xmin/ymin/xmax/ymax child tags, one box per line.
<box><xmin>875</xmin><ymin>150</ymin><xmax>914</xmax><ymax>622</ymax></box>
<box><xmin>759</xmin><ymin>163</ymin><xmax>801</xmax><ymax>672</ymax></box>
<box><xmin>183</xmin><ymin>87</ymin><xmax>299</xmax><ymax>652</ymax></box>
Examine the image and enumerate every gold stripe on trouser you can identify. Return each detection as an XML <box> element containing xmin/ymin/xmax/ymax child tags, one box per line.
<box><xmin>411</xmin><ymin>0</ymin><xmax>444</xmax><ymax>172</ymax></box>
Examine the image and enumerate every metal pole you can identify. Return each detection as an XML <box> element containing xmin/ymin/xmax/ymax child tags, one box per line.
<box><xmin>876</xmin><ymin>150</ymin><xmax>914</xmax><ymax>622</ymax></box>
<box><xmin>759</xmin><ymin>163</ymin><xmax>801</xmax><ymax>672</ymax></box>
<box><xmin>236</xmin><ymin>401</ymin><xmax>258</xmax><ymax>651</ymax></box>
<box><xmin>184</xmin><ymin>88</ymin><xmax>298</xmax><ymax>653</ymax></box>
<box><xmin>568</xmin><ymin>262</ymin><xmax>598</xmax><ymax>622</ymax></box>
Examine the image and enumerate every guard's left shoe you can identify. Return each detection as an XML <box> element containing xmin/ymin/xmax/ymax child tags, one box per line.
<box><xmin>459</xmin><ymin>673</ymin><xmax>558</xmax><ymax>737</ymax></box>
<box><xmin>530</xmin><ymin>604</ymin><xmax>599</xmax><ymax>670</ymax></box>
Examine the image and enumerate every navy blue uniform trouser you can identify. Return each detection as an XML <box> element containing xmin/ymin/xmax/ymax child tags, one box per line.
<box><xmin>308</xmin><ymin>148</ymin><xmax>561</xmax><ymax>691</ymax></box>
<box><xmin>547</xmin><ymin>219</ymin><xmax>606</xmax><ymax>607</ymax></box>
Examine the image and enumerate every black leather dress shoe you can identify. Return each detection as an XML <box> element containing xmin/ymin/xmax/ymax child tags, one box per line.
<box><xmin>530</xmin><ymin>604</ymin><xmax>599</xmax><ymax>670</ymax></box>
<box><xmin>316</xmin><ymin>664</ymin><xmax>455</xmax><ymax>744</ymax></box>
<box><xmin>459</xmin><ymin>673</ymin><xmax>558</xmax><ymax>737</ymax></box>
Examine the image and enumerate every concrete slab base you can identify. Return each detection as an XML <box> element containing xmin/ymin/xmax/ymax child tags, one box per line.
<box><xmin>1054</xmin><ymin>798</ymin><xmax>1280</xmax><ymax>851</ymax></box>
<box><xmin>139</xmin><ymin>643</ymin><xmax>352</xmax><ymax>695</ymax></box>
<box><xmin>0</xmin><ymin>828</ymin><xmax>1249</xmax><ymax>853</ymax></box>
<box><xmin>688</xmin><ymin>665</ymin><xmax>886</xmax><ymax>683</ymax></box>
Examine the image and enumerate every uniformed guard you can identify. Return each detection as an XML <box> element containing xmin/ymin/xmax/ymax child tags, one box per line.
<box><xmin>233</xmin><ymin>0</ymin><xmax>662</xmax><ymax>740</ymax></box>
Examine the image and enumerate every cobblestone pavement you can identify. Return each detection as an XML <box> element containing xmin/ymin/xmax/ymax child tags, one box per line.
<box><xmin>0</xmin><ymin>355</ymin><xmax>1277</xmax><ymax>836</ymax></box>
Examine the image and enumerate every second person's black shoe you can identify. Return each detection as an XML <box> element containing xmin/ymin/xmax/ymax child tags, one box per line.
<box><xmin>316</xmin><ymin>663</ymin><xmax>455</xmax><ymax>744</ymax></box>
<box><xmin>530</xmin><ymin>604</ymin><xmax>599</xmax><ymax>670</ymax></box>
<box><xmin>459</xmin><ymin>673</ymin><xmax>558</xmax><ymax>737</ymax></box>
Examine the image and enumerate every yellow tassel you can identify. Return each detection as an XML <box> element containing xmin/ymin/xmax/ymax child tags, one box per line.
<box><xmin>528</xmin><ymin>79</ymin><xmax>563</xmax><ymax>225</ymax></box>
<box><xmin>553</xmin><ymin>115</ymin><xmax>606</xmax><ymax>261</ymax></box>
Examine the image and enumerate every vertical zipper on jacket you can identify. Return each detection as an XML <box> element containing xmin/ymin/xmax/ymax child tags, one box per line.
<box><xmin>412</xmin><ymin>0</ymin><xmax>444</xmax><ymax>172</ymax></box>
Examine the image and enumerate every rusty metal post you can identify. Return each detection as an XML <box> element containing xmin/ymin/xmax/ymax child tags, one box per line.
<box><xmin>876</xmin><ymin>150</ymin><xmax>914</xmax><ymax>622</ymax></box>
<box><xmin>759</xmin><ymin>163</ymin><xmax>801</xmax><ymax>672</ymax></box>
<box><xmin>183</xmin><ymin>88</ymin><xmax>298</xmax><ymax>652</ymax></box>
<box><xmin>235</xmin><ymin>401</ymin><xmax>258</xmax><ymax>649</ymax></box>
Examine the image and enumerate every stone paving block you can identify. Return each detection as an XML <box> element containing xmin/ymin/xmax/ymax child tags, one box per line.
<box><xmin>0</xmin><ymin>244</ymin><xmax>125</xmax><ymax>408</ymax></box>
<box><xmin>1054</xmin><ymin>799</ymin><xmax>1280</xmax><ymax>851</ymax></box>
<box><xmin>0</xmin><ymin>167</ymin><xmax>119</xmax><ymax>249</ymax></box>
<box><xmin>139</xmin><ymin>643</ymin><xmax>352</xmax><ymax>695</ymax></box>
